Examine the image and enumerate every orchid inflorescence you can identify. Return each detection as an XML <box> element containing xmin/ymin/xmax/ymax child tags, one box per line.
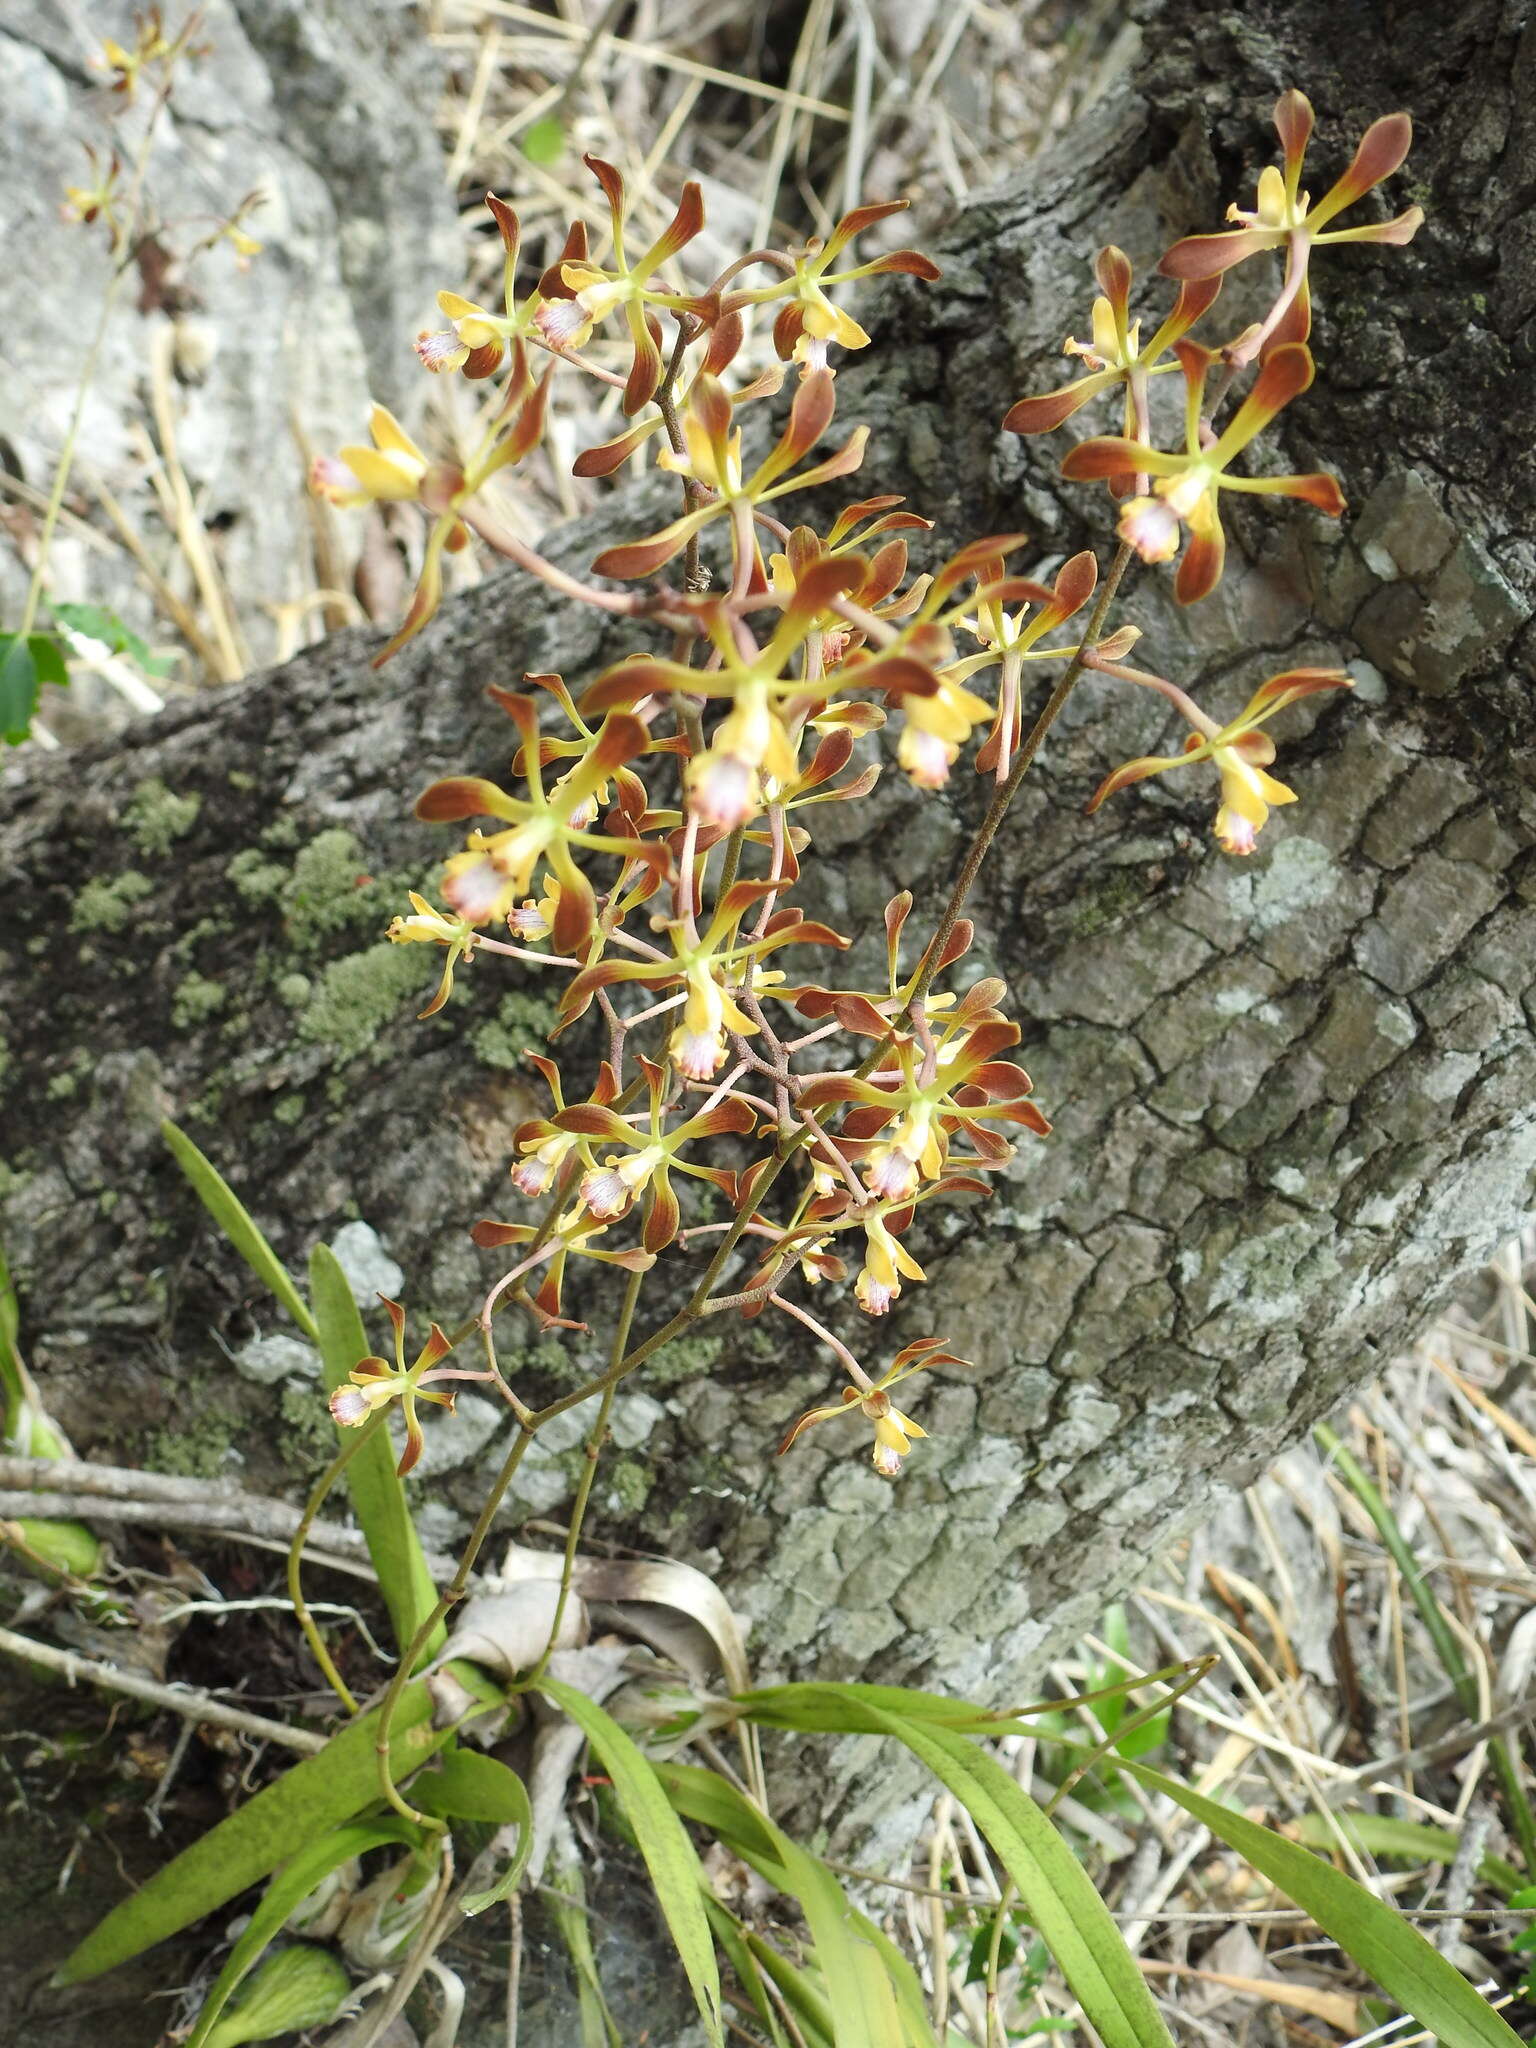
<box><xmin>311</xmin><ymin>97</ymin><xmax>1418</xmax><ymax>1479</ymax></box>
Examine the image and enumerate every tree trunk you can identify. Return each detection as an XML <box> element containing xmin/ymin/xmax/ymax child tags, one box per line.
<box><xmin>2</xmin><ymin>0</ymin><xmax>1532</xmax><ymax>1996</ymax></box>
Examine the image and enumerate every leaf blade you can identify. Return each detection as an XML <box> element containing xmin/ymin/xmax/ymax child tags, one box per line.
<box><xmin>747</xmin><ymin>1693</ymin><xmax>1174</xmax><ymax>2048</ymax></box>
<box><xmin>539</xmin><ymin>1676</ymin><xmax>723</xmax><ymax>2046</ymax></box>
<box><xmin>309</xmin><ymin>1244</ymin><xmax>442</xmax><ymax>1662</ymax></box>
<box><xmin>55</xmin><ymin>1666</ymin><xmax>495</xmax><ymax>1984</ymax></box>
<box><xmin>1116</xmin><ymin>1755</ymin><xmax>1527</xmax><ymax>2048</ymax></box>
<box><xmin>163</xmin><ymin>1120</ymin><xmax>317</xmax><ymax>1340</ymax></box>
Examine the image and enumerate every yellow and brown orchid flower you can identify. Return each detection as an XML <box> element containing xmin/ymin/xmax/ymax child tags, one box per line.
<box><xmin>779</xmin><ymin>1337</ymin><xmax>968</xmax><ymax>1477</ymax></box>
<box><xmin>570</xmin><ymin>313</ymin><xmax>779</xmax><ymax>478</ymax></box>
<box><xmin>1004</xmin><ymin>245</ymin><xmax>1220</xmax><ymax>468</ymax></box>
<box><xmin>558</xmin><ymin>877</ymin><xmax>849</xmax><ymax>1081</ymax></box>
<box><xmin>552</xmin><ymin>1057</ymin><xmax>756</xmax><ymax>1253</ymax></box>
<box><xmin>311</xmin><ymin>358</ymin><xmax>554</xmax><ymax>665</ymax></box>
<box><xmin>329</xmin><ymin>1297</ymin><xmax>471</xmax><ymax>1477</ymax></box>
<box><xmin>799</xmin><ymin>1005</ymin><xmax>1049</xmax><ymax>1202</ymax></box>
<box><xmin>1061</xmin><ymin>341</ymin><xmax>1343</xmax><ymax>603</ymax></box>
<box><xmin>1159</xmin><ymin>90</ymin><xmax>1421</xmax><ymax>364</ymax></box>
<box><xmin>536</xmin><ymin>156</ymin><xmax>715</xmax><ymax>413</ymax></box>
<box><xmin>727</xmin><ymin>200</ymin><xmax>940</xmax><ymax>373</ymax></box>
<box><xmin>412</xmin><ymin>194</ymin><xmax>541</xmax><ymax>379</ymax></box>
<box><xmin>1087</xmin><ymin>666</ymin><xmax>1352</xmax><ymax>854</ymax></box>
<box><xmin>469</xmin><ymin>1208</ymin><xmax>654</xmax><ymax>1332</ymax></box>
<box><xmin>507</xmin><ymin>1055</ymin><xmax>617</xmax><ymax>1200</ymax></box>
<box><xmin>310</xmin><ymin>403</ymin><xmax>437</xmax><ymax>510</ymax></box>
<box><xmin>584</xmin><ymin>557</ymin><xmax>938</xmax><ymax>828</ymax></box>
<box><xmin>950</xmin><ymin>549</ymin><xmax>1100</xmax><ymax>780</ymax></box>
<box><xmin>588</xmin><ymin>370</ymin><xmax>868</xmax><ymax>582</ymax></box>
<box><xmin>63</xmin><ymin>144</ymin><xmax>123</xmax><ymax>233</ymax></box>
<box><xmin>385</xmin><ymin>893</ymin><xmax>481</xmax><ymax>1018</ymax></box>
<box><xmin>416</xmin><ymin>692</ymin><xmax>665</xmax><ymax>953</ymax></box>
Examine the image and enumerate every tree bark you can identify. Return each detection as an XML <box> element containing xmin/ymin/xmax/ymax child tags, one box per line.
<box><xmin>2</xmin><ymin>0</ymin><xmax>1532</xmax><ymax>1940</ymax></box>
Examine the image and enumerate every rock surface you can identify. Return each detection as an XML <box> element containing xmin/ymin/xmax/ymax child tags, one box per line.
<box><xmin>0</xmin><ymin>0</ymin><xmax>457</xmax><ymax>699</ymax></box>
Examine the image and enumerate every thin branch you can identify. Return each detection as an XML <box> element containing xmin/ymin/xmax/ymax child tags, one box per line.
<box><xmin>0</xmin><ymin>1624</ymin><xmax>326</xmax><ymax>1754</ymax></box>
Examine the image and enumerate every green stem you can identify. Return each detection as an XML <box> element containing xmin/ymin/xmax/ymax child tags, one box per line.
<box><xmin>714</xmin><ymin>821</ymin><xmax>747</xmax><ymax>899</ymax></box>
<box><xmin>286</xmin><ymin>1417</ymin><xmax>384</xmax><ymax>1715</ymax></box>
<box><xmin>519</xmin><ymin>1266</ymin><xmax>643</xmax><ymax>1694</ymax></box>
<box><xmin>375</xmin><ymin>1423</ymin><xmax>535</xmax><ymax>1828</ymax></box>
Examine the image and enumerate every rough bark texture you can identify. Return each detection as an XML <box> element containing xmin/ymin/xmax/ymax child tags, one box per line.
<box><xmin>2</xmin><ymin>0</ymin><xmax>1534</xmax><ymax>2026</ymax></box>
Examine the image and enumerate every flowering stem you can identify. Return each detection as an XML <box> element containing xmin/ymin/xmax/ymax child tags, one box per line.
<box><xmin>286</xmin><ymin>1417</ymin><xmax>386</xmax><ymax>1715</ymax></box>
<box><xmin>515</xmin><ymin>1264</ymin><xmax>643</xmax><ymax>1694</ymax></box>
<box><xmin>463</xmin><ymin>504</ymin><xmax>671</xmax><ymax>619</ymax></box>
<box><xmin>902</xmin><ymin>539</ymin><xmax>1135</xmax><ymax>1010</ymax></box>
<box><xmin>1081</xmin><ymin>653</ymin><xmax>1217</xmax><ymax>735</ymax></box>
<box><xmin>770</xmin><ymin>1291</ymin><xmax>874</xmax><ymax>1392</ymax></box>
<box><xmin>374</xmin><ymin>1418</ymin><xmax>536</xmax><ymax>1827</ymax></box>
<box><xmin>1225</xmin><ymin>228</ymin><xmax>1309</xmax><ymax>373</ymax></box>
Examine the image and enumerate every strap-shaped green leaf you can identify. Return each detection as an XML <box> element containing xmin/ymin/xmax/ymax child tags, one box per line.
<box><xmin>702</xmin><ymin>1899</ymin><xmax>799</xmax><ymax>2048</ymax></box>
<box><xmin>736</xmin><ymin>1920</ymin><xmax>836</xmax><ymax>2045</ymax></box>
<box><xmin>663</xmin><ymin>1762</ymin><xmax>937</xmax><ymax>2048</ymax></box>
<box><xmin>185</xmin><ymin>1820</ymin><xmax>416</xmax><ymax>2047</ymax></box>
<box><xmin>815</xmin><ymin>1698</ymin><xmax>1176</xmax><ymax>2048</ymax></box>
<box><xmin>737</xmin><ymin>1670</ymin><xmax>1191</xmax><ymax>1739</ymax></box>
<box><xmin>163</xmin><ymin>1120</ymin><xmax>317</xmax><ymax>1340</ymax></box>
<box><xmin>774</xmin><ymin>1825</ymin><xmax>910</xmax><ymax>2048</ymax></box>
<box><xmin>1293</xmin><ymin>1810</ymin><xmax>1523</xmax><ymax>1900</ymax></box>
<box><xmin>1115</xmin><ymin>1754</ymin><xmax>1526</xmax><ymax>2048</ymax></box>
<box><xmin>54</xmin><ymin>1664</ymin><xmax>497</xmax><ymax>1984</ymax></box>
<box><xmin>539</xmin><ymin>1676</ymin><xmax>723</xmax><ymax>2046</ymax></box>
<box><xmin>309</xmin><ymin>1244</ymin><xmax>442</xmax><ymax>1662</ymax></box>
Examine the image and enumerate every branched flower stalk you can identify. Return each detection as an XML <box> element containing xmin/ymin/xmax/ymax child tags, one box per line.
<box><xmin>299</xmin><ymin>102</ymin><xmax>1421</xmax><ymax>1796</ymax></box>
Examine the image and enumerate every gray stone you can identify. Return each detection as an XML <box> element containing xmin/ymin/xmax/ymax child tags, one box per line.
<box><xmin>0</xmin><ymin>0</ymin><xmax>457</xmax><ymax>686</ymax></box>
<box><xmin>234</xmin><ymin>1332</ymin><xmax>319</xmax><ymax>1384</ymax></box>
<box><xmin>328</xmin><ymin>1220</ymin><xmax>405</xmax><ymax>1303</ymax></box>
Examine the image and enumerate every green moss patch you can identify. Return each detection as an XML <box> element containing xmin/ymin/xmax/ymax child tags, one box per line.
<box><xmin>298</xmin><ymin>941</ymin><xmax>432</xmax><ymax>1063</ymax></box>
<box><xmin>124</xmin><ymin>778</ymin><xmax>201</xmax><ymax>857</ymax></box>
<box><xmin>472</xmin><ymin>988</ymin><xmax>561</xmax><ymax>1069</ymax></box>
<box><xmin>70</xmin><ymin>871</ymin><xmax>155</xmax><ymax>935</ymax></box>
<box><xmin>171</xmin><ymin>973</ymin><xmax>227</xmax><ymax>1030</ymax></box>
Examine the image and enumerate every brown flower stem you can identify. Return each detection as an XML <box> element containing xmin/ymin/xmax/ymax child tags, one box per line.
<box><xmin>654</xmin><ymin>320</ymin><xmax>710</xmax><ymax>592</ymax></box>
<box><xmin>769</xmin><ymin>1291</ymin><xmax>874</xmax><ymax>1391</ymax></box>
<box><xmin>707</xmin><ymin>249</ymin><xmax>796</xmax><ymax>295</ymax></box>
<box><xmin>903</xmin><ymin>539</ymin><xmax>1134</xmax><ymax>1011</ymax></box>
<box><xmin>515</xmin><ymin>1265</ymin><xmax>642</xmax><ymax>1694</ymax></box>
<box><xmin>463</xmin><ymin>504</ymin><xmax>676</xmax><ymax>619</ymax></box>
